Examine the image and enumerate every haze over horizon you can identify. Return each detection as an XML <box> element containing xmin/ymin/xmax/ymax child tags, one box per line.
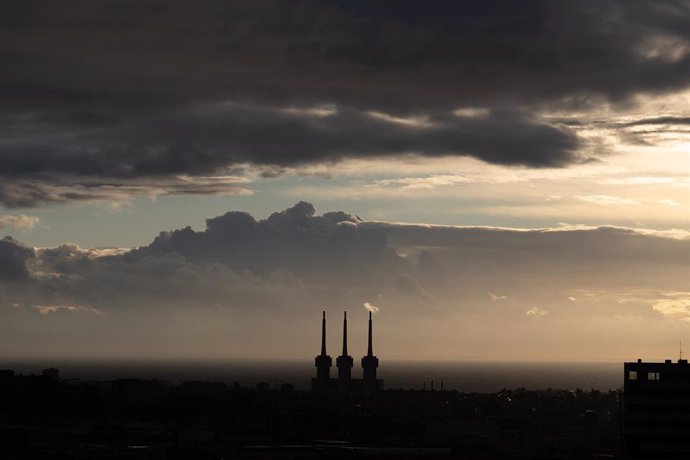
<box><xmin>1</xmin><ymin>1</ymin><xmax>689</xmax><ymax>363</ymax></box>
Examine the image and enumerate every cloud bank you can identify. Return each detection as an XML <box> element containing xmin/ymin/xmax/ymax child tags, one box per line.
<box><xmin>0</xmin><ymin>202</ymin><xmax>688</xmax><ymax>360</ymax></box>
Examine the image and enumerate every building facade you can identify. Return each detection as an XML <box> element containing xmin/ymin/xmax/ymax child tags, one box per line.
<box><xmin>624</xmin><ymin>358</ymin><xmax>690</xmax><ymax>459</ymax></box>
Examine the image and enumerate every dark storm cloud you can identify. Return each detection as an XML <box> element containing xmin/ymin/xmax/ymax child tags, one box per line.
<box><xmin>0</xmin><ymin>103</ymin><xmax>581</xmax><ymax>187</ymax></box>
<box><xmin>2</xmin><ymin>0</ymin><xmax>690</xmax><ymax>205</ymax></box>
<box><xmin>3</xmin><ymin>0</ymin><xmax>689</xmax><ymax>110</ymax></box>
<box><xmin>130</xmin><ymin>105</ymin><xmax>581</xmax><ymax>169</ymax></box>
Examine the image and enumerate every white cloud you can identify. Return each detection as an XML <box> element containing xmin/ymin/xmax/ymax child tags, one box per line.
<box><xmin>659</xmin><ymin>198</ymin><xmax>681</xmax><ymax>207</ymax></box>
<box><xmin>576</xmin><ymin>195</ymin><xmax>639</xmax><ymax>205</ymax></box>
<box><xmin>603</xmin><ymin>176</ymin><xmax>678</xmax><ymax>185</ymax></box>
<box><xmin>652</xmin><ymin>297</ymin><xmax>690</xmax><ymax>322</ymax></box>
<box><xmin>363</xmin><ymin>302</ymin><xmax>381</xmax><ymax>313</ymax></box>
<box><xmin>453</xmin><ymin>108</ymin><xmax>491</xmax><ymax>118</ymax></box>
<box><xmin>366</xmin><ymin>111</ymin><xmax>433</xmax><ymax>128</ymax></box>
<box><xmin>526</xmin><ymin>307</ymin><xmax>550</xmax><ymax>318</ymax></box>
<box><xmin>0</xmin><ymin>214</ymin><xmax>39</xmax><ymax>230</ymax></box>
<box><xmin>280</xmin><ymin>104</ymin><xmax>337</xmax><ymax>118</ymax></box>
<box><xmin>33</xmin><ymin>305</ymin><xmax>102</xmax><ymax>316</ymax></box>
<box><xmin>374</xmin><ymin>174</ymin><xmax>478</xmax><ymax>191</ymax></box>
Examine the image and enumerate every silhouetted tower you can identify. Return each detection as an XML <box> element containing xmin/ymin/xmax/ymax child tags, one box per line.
<box><xmin>314</xmin><ymin>311</ymin><xmax>332</xmax><ymax>391</ymax></box>
<box><xmin>361</xmin><ymin>311</ymin><xmax>380</xmax><ymax>392</ymax></box>
<box><xmin>336</xmin><ymin>311</ymin><xmax>354</xmax><ymax>391</ymax></box>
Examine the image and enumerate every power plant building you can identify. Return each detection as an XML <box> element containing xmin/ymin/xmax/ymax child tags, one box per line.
<box><xmin>312</xmin><ymin>311</ymin><xmax>383</xmax><ymax>392</ymax></box>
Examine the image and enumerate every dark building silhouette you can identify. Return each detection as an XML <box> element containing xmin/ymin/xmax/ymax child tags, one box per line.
<box><xmin>312</xmin><ymin>310</ymin><xmax>383</xmax><ymax>392</ymax></box>
<box><xmin>0</xmin><ymin>365</ymin><xmax>620</xmax><ymax>459</ymax></box>
<box><xmin>624</xmin><ymin>358</ymin><xmax>690</xmax><ymax>459</ymax></box>
<box><xmin>313</xmin><ymin>311</ymin><xmax>332</xmax><ymax>392</ymax></box>
<box><xmin>41</xmin><ymin>367</ymin><xmax>59</xmax><ymax>382</ymax></box>
<box><xmin>336</xmin><ymin>311</ymin><xmax>354</xmax><ymax>391</ymax></box>
<box><xmin>0</xmin><ymin>369</ymin><xmax>14</xmax><ymax>380</ymax></box>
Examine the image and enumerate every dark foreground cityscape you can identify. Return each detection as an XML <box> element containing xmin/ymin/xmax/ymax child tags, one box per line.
<box><xmin>2</xmin><ymin>312</ymin><xmax>687</xmax><ymax>459</ymax></box>
<box><xmin>3</xmin><ymin>1</ymin><xmax>690</xmax><ymax>459</ymax></box>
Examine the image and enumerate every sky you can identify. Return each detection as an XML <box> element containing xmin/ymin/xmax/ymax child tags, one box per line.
<box><xmin>0</xmin><ymin>0</ymin><xmax>689</xmax><ymax>362</ymax></box>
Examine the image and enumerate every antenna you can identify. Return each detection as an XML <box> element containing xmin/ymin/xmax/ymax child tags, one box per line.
<box><xmin>681</xmin><ymin>340</ymin><xmax>684</xmax><ymax>361</ymax></box>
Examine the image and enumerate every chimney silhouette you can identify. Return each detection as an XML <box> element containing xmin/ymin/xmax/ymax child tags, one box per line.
<box><xmin>336</xmin><ymin>311</ymin><xmax>353</xmax><ymax>391</ymax></box>
<box><xmin>367</xmin><ymin>310</ymin><xmax>373</xmax><ymax>356</ymax></box>
<box><xmin>314</xmin><ymin>311</ymin><xmax>332</xmax><ymax>391</ymax></box>
<box><xmin>361</xmin><ymin>311</ymin><xmax>379</xmax><ymax>392</ymax></box>
<box><xmin>321</xmin><ymin>310</ymin><xmax>327</xmax><ymax>356</ymax></box>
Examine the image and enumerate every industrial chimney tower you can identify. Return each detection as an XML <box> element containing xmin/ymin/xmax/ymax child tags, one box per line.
<box><xmin>313</xmin><ymin>311</ymin><xmax>332</xmax><ymax>391</ymax></box>
<box><xmin>311</xmin><ymin>310</ymin><xmax>382</xmax><ymax>392</ymax></box>
<box><xmin>361</xmin><ymin>311</ymin><xmax>379</xmax><ymax>392</ymax></box>
<box><xmin>336</xmin><ymin>311</ymin><xmax>354</xmax><ymax>390</ymax></box>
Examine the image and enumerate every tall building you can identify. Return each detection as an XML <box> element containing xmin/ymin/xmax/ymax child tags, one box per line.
<box><xmin>313</xmin><ymin>311</ymin><xmax>332</xmax><ymax>392</ymax></box>
<box><xmin>623</xmin><ymin>358</ymin><xmax>690</xmax><ymax>459</ymax></box>
<box><xmin>361</xmin><ymin>311</ymin><xmax>380</xmax><ymax>392</ymax></box>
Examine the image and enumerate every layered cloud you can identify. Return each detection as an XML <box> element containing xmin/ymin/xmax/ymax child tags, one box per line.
<box><xmin>2</xmin><ymin>1</ymin><xmax>690</xmax><ymax>206</ymax></box>
<box><xmin>0</xmin><ymin>176</ymin><xmax>253</xmax><ymax>208</ymax></box>
<box><xmin>0</xmin><ymin>202</ymin><xmax>688</xmax><ymax>360</ymax></box>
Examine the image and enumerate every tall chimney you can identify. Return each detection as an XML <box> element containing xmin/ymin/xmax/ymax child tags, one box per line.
<box><xmin>321</xmin><ymin>310</ymin><xmax>327</xmax><ymax>356</ymax></box>
<box><xmin>336</xmin><ymin>311</ymin><xmax>353</xmax><ymax>391</ymax></box>
<box><xmin>342</xmin><ymin>311</ymin><xmax>348</xmax><ymax>355</ymax></box>
<box><xmin>361</xmin><ymin>311</ymin><xmax>379</xmax><ymax>392</ymax></box>
<box><xmin>367</xmin><ymin>311</ymin><xmax>373</xmax><ymax>356</ymax></box>
<box><xmin>313</xmin><ymin>310</ymin><xmax>332</xmax><ymax>391</ymax></box>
